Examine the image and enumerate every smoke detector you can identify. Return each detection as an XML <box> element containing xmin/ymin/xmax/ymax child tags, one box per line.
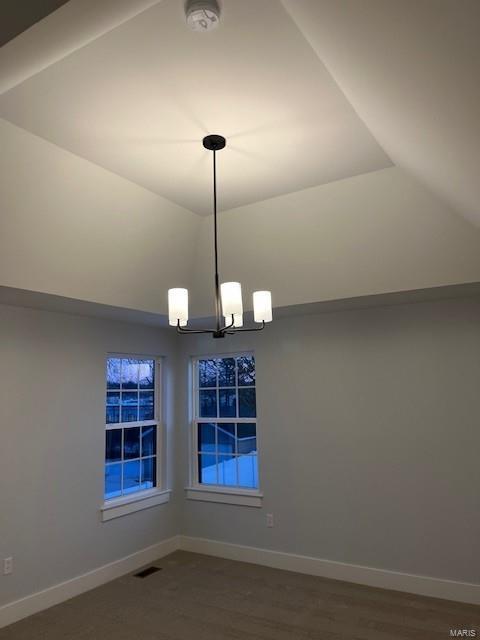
<box><xmin>185</xmin><ymin>0</ymin><xmax>221</xmax><ymax>32</ymax></box>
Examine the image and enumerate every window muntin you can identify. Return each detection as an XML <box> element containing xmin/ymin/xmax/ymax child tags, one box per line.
<box><xmin>105</xmin><ymin>357</ymin><xmax>159</xmax><ymax>500</ymax></box>
<box><xmin>193</xmin><ymin>354</ymin><xmax>258</xmax><ymax>490</ymax></box>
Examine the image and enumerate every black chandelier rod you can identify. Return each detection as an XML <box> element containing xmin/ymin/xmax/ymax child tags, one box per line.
<box><xmin>176</xmin><ymin>134</ymin><xmax>266</xmax><ymax>338</ymax></box>
<box><xmin>213</xmin><ymin>146</ymin><xmax>221</xmax><ymax>334</ymax></box>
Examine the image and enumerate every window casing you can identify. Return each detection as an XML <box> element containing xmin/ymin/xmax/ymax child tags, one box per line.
<box><xmin>105</xmin><ymin>356</ymin><xmax>161</xmax><ymax>501</ymax></box>
<box><xmin>192</xmin><ymin>354</ymin><xmax>259</xmax><ymax>491</ymax></box>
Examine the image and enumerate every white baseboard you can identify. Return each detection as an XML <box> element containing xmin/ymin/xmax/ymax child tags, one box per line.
<box><xmin>179</xmin><ymin>535</ymin><xmax>480</xmax><ymax>606</ymax></box>
<box><xmin>0</xmin><ymin>535</ymin><xmax>180</xmax><ymax>629</ymax></box>
<box><xmin>2</xmin><ymin>533</ymin><xmax>478</xmax><ymax>629</ymax></box>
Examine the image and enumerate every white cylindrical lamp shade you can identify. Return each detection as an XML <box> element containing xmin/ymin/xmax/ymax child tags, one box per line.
<box><xmin>220</xmin><ymin>282</ymin><xmax>243</xmax><ymax>317</ymax></box>
<box><xmin>168</xmin><ymin>288</ymin><xmax>188</xmax><ymax>327</ymax></box>
<box><xmin>253</xmin><ymin>291</ymin><xmax>272</xmax><ymax>323</ymax></box>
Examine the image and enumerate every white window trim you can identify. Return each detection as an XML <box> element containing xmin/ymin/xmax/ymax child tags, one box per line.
<box><xmin>188</xmin><ymin>352</ymin><xmax>263</xmax><ymax>507</ymax></box>
<box><xmin>185</xmin><ymin>486</ymin><xmax>262</xmax><ymax>508</ymax></box>
<box><xmin>102</xmin><ymin>354</ymin><xmax>169</xmax><ymax>519</ymax></box>
<box><xmin>101</xmin><ymin>488</ymin><xmax>171</xmax><ymax>521</ymax></box>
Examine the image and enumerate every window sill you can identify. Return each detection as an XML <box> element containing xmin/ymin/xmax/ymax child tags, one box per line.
<box><xmin>101</xmin><ymin>489</ymin><xmax>171</xmax><ymax>522</ymax></box>
<box><xmin>185</xmin><ymin>486</ymin><xmax>263</xmax><ymax>508</ymax></box>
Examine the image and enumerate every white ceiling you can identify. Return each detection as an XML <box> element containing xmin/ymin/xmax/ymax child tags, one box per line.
<box><xmin>282</xmin><ymin>0</ymin><xmax>480</xmax><ymax>226</ymax></box>
<box><xmin>0</xmin><ymin>0</ymin><xmax>391</xmax><ymax>215</ymax></box>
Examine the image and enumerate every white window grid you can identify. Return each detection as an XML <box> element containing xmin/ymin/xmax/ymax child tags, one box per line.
<box><xmin>105</xmin><ymin>356</ymin><xmax>162</xmax><ymax>499</ymax></box>
<box><xmin>191</xmin><ymin>353</ymin><xmax>259</xmax><ymax>490</ymax></box>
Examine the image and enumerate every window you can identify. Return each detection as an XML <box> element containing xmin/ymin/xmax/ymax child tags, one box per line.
<box><xmin>105</xmin><ymin>356</ymin><xmax>159</xmax><ymax>500</ymax></box>
<box><xmin>193</xmin><ymin>354</ymin><xmax>258</xmax><ymax>490</ymax></box>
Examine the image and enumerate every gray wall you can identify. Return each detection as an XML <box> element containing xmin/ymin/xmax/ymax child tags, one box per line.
<box><xmin>1</xmin><ymin>294</ymin><xmax>479</xmax><ymax>609</ymax></box>
<box><xmin>0</xmin><ymin>303</ymin><xmax>178</xmax><ymax>607</ymax></box>
<box><xmin>178</xmin><ymin>296</ymin><xmax>480</xmax><ymax>584</ymax></box>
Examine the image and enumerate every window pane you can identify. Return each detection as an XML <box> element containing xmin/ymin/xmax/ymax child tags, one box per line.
<box><xmin>121</xmin><ymin>358</ymin><xmax>139</xmax><ymax>389</ymax></box>
<box><xmin>198</xmin><ymin>423</ymin><xmax>216</xmax><ymax>452</ymax></box>
<box><xmin>218</xmin><ymin>454</ymin><xmax>237</xmax><ymax>486</ymax></box>
<box><xmin>123</xmin><ymin>460</ymin><xmax>141</xmax><ymax>494</ymax></box>
<box><xmin>217</xmin><ymin>424</ymin><xmax>235</xmax><ymax>454</ymax></box>
<box><xmin>105</xmin><ymin>463</ymin><xmax>122</xmax><ymax>499</ymax></box>
<box><xmin>198</xmin><ymin>453</ymin><xmax>217</xmax><ymax>484</ymax></box>
<box><xmin>239</xmin><ymin>387</ymin><xmax>256</xmax><ymax>417</ymax></box>
<box><xmin>106</xmin><ymin>358</ymin><xmax>121</xmax><ymax>389</ymax></box>
<box><xmin>199</xmin><ymin>359</ymin><xmax>217</xmax><ymax>388</ymax></box>
<box><xmin>219</xmin><ymin>388</ymin><xmax>236</xmax><ymax>417</ymax></box>
<box><xmin>122</xmin><ymin>391</ymin><xmax>138</xmax><ymax>404</ymax></box>
<box><xmin>106</xmin><ymin>405</ymin><xmax>120</xmax><ymax>424</ymax></box>
<box><xmin>121</xmin><ymin>391</ymin><xmax>138</xmax><ymax>422</ymax></box>
<box><xmin>105</xmin><ymin>429</ymin><xmax>122</xmax><ymax>463</ymax></box>
<box><xmin>237</xmin><ymin>423</ymin><xmax>257</xmax><ymax>454</ymax></box>
<box><xmin>237</xmin><ymin>355</ymin><xmax>255</xmax><ymax>386</ymax></box>
<box><xmin>139</xmin><ymin>390</ymin><xmax>154</xmax><ymax>404</ymax></box>
<box><xmin>121</xmin><ymin>406</ymin><xmax>138</xmax><ymax>422</ymax></box>
<box><xmin>124</xmin><ymin>426</ymin><xmax>140</xmax><ymax>460</ymax></box>
<box><xmin>199</xmin><ymin>389</ymin><xmax>217</xmax><ymax>417</ymax></box>
<box><xmin>139</xmin><ymin>405</ymin><xmax>154</xmax><ymax>421</ymax></box>
<box><xmin>218</xmin><ymin>357</ymin><xmax>235</xmax><ymax>387</ymax></box>
<box><xmin>139</xmin><ymin>360</ymin><xmax>155</xmax><ymax>389</ymax></box>
<box><xmin>106</xmin><ymin>392</ymin><xmax>120</xmax><ymax>423</ymax></box>
<box><xmin>139</xmin><ymin>390</ymin><xmax>154</xmax><ymax>421</ymax></box>
<box><xmin>107</xmin><ymin>391</ymin><xmax>120</xmax><ymax>404</ymax></box>
<box><xmin>141</xmin><ymin>425</ymin><xmax>156</xmax><ymax>457</ymax></box>
<box><xmin>238</xmin><ymin>455</ymin><xmax>258</xmax><ymax>488</ymax></box>
<box><xmin>141</xmin><ymin>457</ymin><xmax>156</xmax><ymax>489</ymax></box>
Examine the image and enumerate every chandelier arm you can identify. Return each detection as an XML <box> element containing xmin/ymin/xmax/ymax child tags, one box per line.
<box><xmin>219</xmin><ymin>314</ymin><xmax>235</xmax><ymax>332</ymax></box>
<box><xmin>176</xmin><ymin>321</ymin><xmax>214</xmax><ymax>335</ymax></box>
<box><xmin>227</xmin><ymin>321</ymin><xmax>266</xmax><ymax>334</ymax></box>
<box><xmin>177</xmin><ymin>327</ymin><xmax>214</xmax><ymax>335</ymax></box>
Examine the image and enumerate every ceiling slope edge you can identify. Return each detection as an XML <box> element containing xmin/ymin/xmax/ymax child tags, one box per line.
<box><xmin>279</xmin><ymin>0</ymin><xmax>392</xmax><ymax>179</ymax></box>
<box><xmin>0</xmin><ymin>116</ymin><xmax>199</xmax><ymax>217</ymax></box>
<box><xmin>281</xmin><ymin>0</ymin><xmax>480</xmax><ymax>228</ymax></box>
<box><xmin>191</xmin><ymin>281</ymin><xmax>480</xmax><ymax>326</ymax></box>
<box><xmin>0</xmin><ymin>0</ymin><xmax>163</xmax><ymax>95</ymax></box>
<box><xmin>0</xmin><ymin>285</ymin><xmax>170</xmax><ymax>328</ymax></box>
<box><xmin>3</xmin><ymin>282</ymin><xmax>480</xmax><ymax>332</ymax></box>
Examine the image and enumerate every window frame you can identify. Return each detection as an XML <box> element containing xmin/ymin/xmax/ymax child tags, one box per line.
<box><xmin>187</xmin><ymin>352</ymin><xmax>263</xmax><ymax>507</ymax></box>
<box><xmin>101</xmin><ymin>353</ymin><xmax>170</xmax><ymax>521</ymax></box>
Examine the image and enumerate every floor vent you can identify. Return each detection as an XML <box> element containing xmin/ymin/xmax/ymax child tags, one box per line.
<box><xmin>134</xmin><ymin>566</ymin><xmax>162</xmax><ymax>578</ymax></box>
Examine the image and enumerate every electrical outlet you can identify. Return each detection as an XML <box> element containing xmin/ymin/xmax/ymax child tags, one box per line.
<box><xmin>3</xmin><ymin>557</ymin><xmax>13</xmax><ymax>575</ymax></box>
<box><xmin>266</xmin><ymin>513</ymin><xmax>274</xmax><ymax>528</ymax></box>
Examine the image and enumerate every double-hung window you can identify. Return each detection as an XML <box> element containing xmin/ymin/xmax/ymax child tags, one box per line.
<box><xmin>104</xmin><ymin>356</ymin><xmax>160</xmax><ymax>501</ymax></box>
<box><xmin>192</xmin><ymin>354</ymin><xmax>258</xmax><ymax>491</ymax></box>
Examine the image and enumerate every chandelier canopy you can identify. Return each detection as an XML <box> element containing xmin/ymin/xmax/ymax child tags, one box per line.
<box><xmin>168</xmin><ymin>134</ymin><xmax>272</xmax><ymax>338</ymax></box>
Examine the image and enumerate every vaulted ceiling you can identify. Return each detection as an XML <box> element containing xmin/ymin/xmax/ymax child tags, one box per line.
<box><xmin>0</xmin><ymin>0</ymin><xmax>390</xmax><ymax>214</ymax></box>
<box><xmin>0</xmin><ymin>0</ymin><xmax>479</xmax><ymax>317</ymax></box>
<box><xmin>282</xmin><ymin>0</ymin><xmax>480</xmax><ymax>226</ymax></box>
<box><xmin>1</xmin><ymin>0</ymin><xmax>478</xmax><ymax>219</ymax></box>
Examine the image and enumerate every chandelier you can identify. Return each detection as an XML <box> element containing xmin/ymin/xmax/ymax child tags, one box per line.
<box><xmin>168</xmin><ymin>134</ymin><xmax>272</xmax><ymax>338</ymax></box>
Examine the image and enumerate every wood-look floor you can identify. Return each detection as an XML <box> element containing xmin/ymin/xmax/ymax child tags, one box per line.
<box><xmin>1</xmin><ymin>551</ymin><xmax>479</xmax><ymax>639</ymax></box>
